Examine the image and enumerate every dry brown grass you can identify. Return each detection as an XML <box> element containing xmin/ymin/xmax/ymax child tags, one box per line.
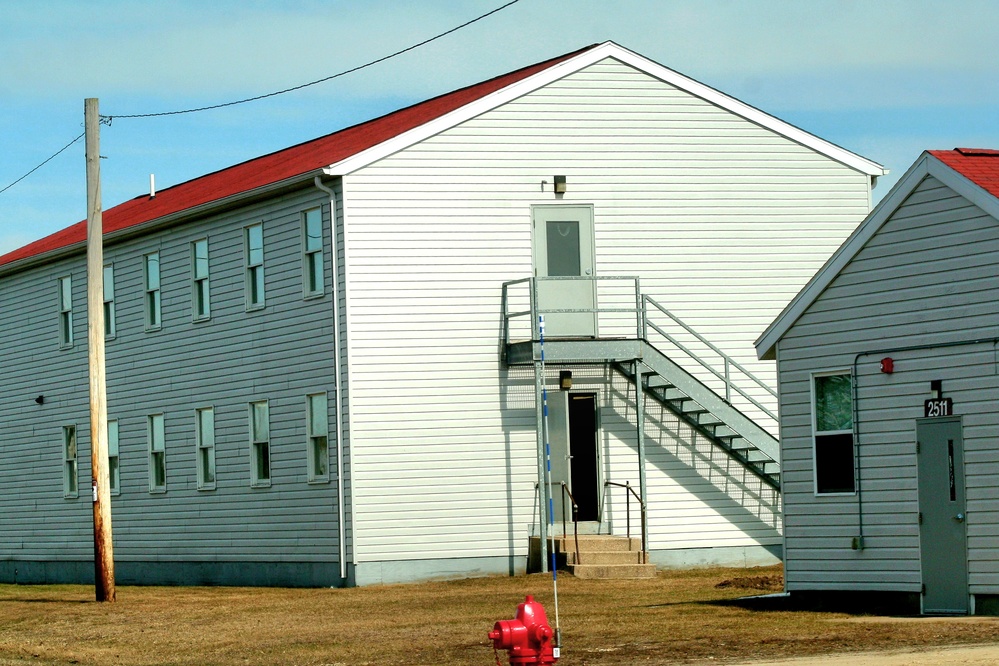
<box><xmin>1</xmin><ymin>565</ymin><xmax>998</xmax><ymax>665</ymax></box>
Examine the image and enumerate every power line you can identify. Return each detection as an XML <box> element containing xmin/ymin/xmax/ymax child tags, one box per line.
<box><xmin>106</xmin><ymin>0</ymin><xmax>523</xmax><ymax>120</ymax></box>
<box><xmin>0</xmin><ymin>132</ymin><xmax>85</xmax><ymax>196</ymax></box>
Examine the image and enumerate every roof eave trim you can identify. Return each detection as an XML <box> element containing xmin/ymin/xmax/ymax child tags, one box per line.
<box><xmin>754</xmin><ymin>152</ymin><xmax>933</xmax><ymax>360</ymax></box>
<box><xmin>0</xmin><ymin>169</ymin><xmax>330</xmax><ymax>277</ymax></box>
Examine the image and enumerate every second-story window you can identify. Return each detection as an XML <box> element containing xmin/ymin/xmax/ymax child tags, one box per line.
<box><xmin>58</xmin><ymin>276</ymin><xmax>73</xmax><ymax>347</ymax></box>
<box><xmin>144</xmin><ymin>252</ymin><xmax>161</xmax><ymax>330</ymax></box>
<box><xmin>303</xmin><ymin>208</ymin><xmax>324</xmax><ymax>297</ymax></box>
<box><xmin>192</xmin><ymin>238</ymin><xmax>210</xmax><ymax>320</ymax></box>
<box><xmin>245</xmin><ymin>223</ymin><xmax>264</xmax><ymax>309</ymax></box>
<box><xmin>103</xmin><ymin>264</ymin><xmax>115</xmax><ymax>338</ymax></box>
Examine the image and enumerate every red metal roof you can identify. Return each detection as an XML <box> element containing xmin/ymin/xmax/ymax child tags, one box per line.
<box><xmin>929</xmin><ymin>148</ymin><xmax>999</xmax><ymax>199</ymax></box>
<box><xmin>0</xmin><ymin>45</ymin><xmax>597</xmax><ymax>268</ymax></box>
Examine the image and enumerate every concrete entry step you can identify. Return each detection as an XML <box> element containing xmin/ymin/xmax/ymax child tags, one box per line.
<box><xmin>530</xmin><ymin>534</ymin><xmax>654</xmax><ymax>579</ymax></box>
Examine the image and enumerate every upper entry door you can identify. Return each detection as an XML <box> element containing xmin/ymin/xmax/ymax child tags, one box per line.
<box><xmin>532</xmin><ymin>205</ymin><xmax>596</xmax><ymax>338</ymax></box>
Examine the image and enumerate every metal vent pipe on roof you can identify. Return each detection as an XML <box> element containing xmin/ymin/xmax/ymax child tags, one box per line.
<box><xmin>149</xmin><ymin>174</ymin><xmax>155</xmax><ymax>198</ymax></box>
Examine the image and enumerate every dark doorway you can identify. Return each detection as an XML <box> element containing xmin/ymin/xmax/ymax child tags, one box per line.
<box><xmin>568</xmin><ymin>393</ymin><xmax>599</xmax><ymax>521</ymax></box>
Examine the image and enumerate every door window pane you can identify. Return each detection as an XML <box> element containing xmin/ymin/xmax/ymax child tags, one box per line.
<box><xmin>546</xmin><ymin>220</ymin><xmax>581</xmax><ymax>276</ymax></box>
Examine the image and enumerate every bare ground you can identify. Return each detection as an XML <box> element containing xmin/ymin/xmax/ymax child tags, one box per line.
<box><xmin>1</xmin><ymin>565</ymin><xmax>997</xmax><ymax>665</ymax></box>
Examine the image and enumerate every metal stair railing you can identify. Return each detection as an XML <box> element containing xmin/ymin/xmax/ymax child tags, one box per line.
<box><xmin>559</xmin><ymin>482</ymin><xmax>581</xmax><ymax>567</ymax></box>
<box><xmin>641</xmin><ymin>294</ymin><xmax>777</xmax><ymax>436</ymax></box>
<box><xmin>603</xmin><ymin>480</ymin><xmax>647</xmax><ymax>562</ymax></box>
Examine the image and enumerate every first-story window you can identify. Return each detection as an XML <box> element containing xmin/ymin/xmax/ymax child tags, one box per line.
<box><xmin>108</xmin><ymin>419</ymin><xmax>120</xmax><ymax>495</ymax></box>
<box><xmin>249</xmin><ymin>401</ymin><xmax>270</xmax><ymax>486</ymax></box>
<box><xmin>813</xmin><ymin>372</ymin><xmax>855</xmax><ymax>494</ymax></box>
<box><xmin>148</xmin><ymin>413</ymin><xmax>166</xmax><ymax>492</ymax></box>
<box><xmin>63</xmin><ymin>425</ymin><xmax>78</xmax><ymax>498</ymax></box>
<box><xmin>307</xmin><ymin>393</ymin><xmax>329</xmax><ymax>483</ymax></box>
<box><xmin>103</xmin><ymin>264</ymin><xmax>116</xmax><ymax>338</ymax></box>
<box><xmin>58</xmin><ymin>275</ymin><xmax>74</xmax><ymax>346</ymax></box>
<box><xmin>196</xmin><ymin>407</ymin><xmax>216</xmax><ymax>490</ymax></box>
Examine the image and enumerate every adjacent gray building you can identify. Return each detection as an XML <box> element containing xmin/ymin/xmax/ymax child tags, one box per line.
<box><xmin>756</xmin><ymin>148</ymin><xmax>999</xmax><ymax>614</ymax></box>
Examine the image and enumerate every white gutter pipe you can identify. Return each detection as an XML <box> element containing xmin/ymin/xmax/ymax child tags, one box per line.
<box><xmin>314</xmin><ymin>175</ymin><xmax>348</xmax><ymax>583</ymax></box>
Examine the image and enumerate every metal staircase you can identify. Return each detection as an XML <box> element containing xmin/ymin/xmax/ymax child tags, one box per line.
<box><xmin>502</xmin><ymin>275</ymin><xmax>781</xmax><ymax>489</ymax></box>
<box><xmin>612</xmin><ymin>342</ymin><xmax>780</xmax><ymax>490</ymax></box>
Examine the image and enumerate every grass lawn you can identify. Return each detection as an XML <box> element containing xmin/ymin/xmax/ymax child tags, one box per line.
<box><xmin>1</xmin><ymin>565</ymin><xmax>998</xmax><ymax>665</ymax></box>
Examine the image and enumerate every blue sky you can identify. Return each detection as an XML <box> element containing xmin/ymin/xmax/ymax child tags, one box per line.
<box><xmin>2</xmin><ymin>0</ymin><xmax>998</xmax><ymax>255</ymax></box>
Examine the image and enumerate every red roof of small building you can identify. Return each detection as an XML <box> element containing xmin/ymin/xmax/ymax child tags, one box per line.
<box><xmin>929</xmin><ymin>148</ymin><xmax>999</xmax><ymax>199</ymax></box>
<box><xmin>0</xmin><ymin>45</ymin><xmax>597</xmax><ymax>268</ymax></box>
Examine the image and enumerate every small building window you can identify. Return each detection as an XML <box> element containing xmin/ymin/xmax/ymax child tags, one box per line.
<box><xmin>196</xmin><ymin>407</ymin><xmax>216</xmax><ymax>490</ymax></box>
<box><xmin>303</xmin><ymin>208</ymin><xmax>324</xmax><ymax>297</ymax></box>
<box><xmin>307</xmin><ymin>393</ymin><xmax>329</xmax><ymax>483</ymax></box>
<box><xmin>192</xmin><ymin>238</ymin><xmax>210</xmax><ymax>321</ymax></box>
<box><xmin>148</xmin><ymin>413</ymin><xmax>166</xmax><ymax>492</ymax></box>
<box><xmin>144</xmin><ymin>252</ymin><xmax>161</xmax><ymax>330</ymax></box>
<box><xmin>249</xmin><ymin>401</ymin><xmax>270</xmax><ymax>486</ymax></box>
<box><xmin>813</xmin><ymin>373</ymin><xmax>855</xmax><ymax>494</ymax></box>
<box><xmin>108</xmin><ymin>419</ymin><xmax>120</xmax><ymax>495</ymax></box>
<box><xmin>103</xmin><ymin>264</ymin><xmax>116</xmax><ymax>338</ymax></box>
<box><xmin>58</xmin><ymin>276</ymin><xmax>74</xmax><ymax>347</ymax></box>
<box><xmin>245</xmin><ymin>223</ymin><xmax>265</xmax><ymax>309</ymax></box>
<box><xmin>63</xmin><ymin>425</ymin><xmax>78</xmax><ymax>498</ymax></box>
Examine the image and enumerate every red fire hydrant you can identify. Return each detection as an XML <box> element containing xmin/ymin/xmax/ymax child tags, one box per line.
<box><xmin>488</xmin><ymin>595</ymin><xmax>558</xmax><ymax>665</ymax></box>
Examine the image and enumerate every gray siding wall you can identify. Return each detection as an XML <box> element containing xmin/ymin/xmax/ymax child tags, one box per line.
<box><xmin>777</xmin><ymin>175</ymin><xmax>999</xmax><ymax>593</ymax></box>
<box><xmin>0</xmin><ymin>185</ymin><xmax>343</xmax><ymax>585</ymax></box>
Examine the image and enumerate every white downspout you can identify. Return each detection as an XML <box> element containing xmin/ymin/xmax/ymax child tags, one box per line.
<box><xmin>314</xmin><ymin>175</ymin><xmax>348</xmax><ymax>583</ymax></box>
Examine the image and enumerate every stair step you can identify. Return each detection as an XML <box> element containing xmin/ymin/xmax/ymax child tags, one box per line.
<box><xmin>565</xmin><ymin>550</ymin><xmax>647</xmax><ymax>565</ymax></box>
<box><xmin>568</xmin><ymin>563</ymin><xmax>657</xmax><ymax>580</ymax></box>
<box><xmin>551</xmin><ymin>535</ymin><xmax>642</xmax><ymax>552</ymax></box>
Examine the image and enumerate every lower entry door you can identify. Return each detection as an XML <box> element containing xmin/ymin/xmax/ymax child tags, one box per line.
<box><xmin>917</xmin><ymin>417</ymin><xmax>969</xmax><ymax>614</ymax></box>
<box><xmin>547</xmin><ymin>392</ymin><xmax>600</xmax><ymax>524</ymax></box>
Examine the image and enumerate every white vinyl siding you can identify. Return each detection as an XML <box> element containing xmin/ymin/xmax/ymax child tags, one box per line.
<box><xmin>108</xmin><ymin>419</ymin><xmax>120</xmax><ymax>495</ymax></box>
<box><xmin>249</xmin><ymin>401</ymin><xmax>270</xmax><ymax>487</ymax></box>
<box><xmin>776</xmin><ymin>175</ymin><xmax>999</xmax><ymax>594</ymax></box>
<box><xmin>340</xmin><ymin>58</ymin><xmax>868</xmax><ymax>569</ymax></box>
<box><xmin>58</xmin><ymin>276</ymin><xmax>73</xmax><ymax>347</ymax></box>
<box><xmin>244</xmin><ymin>223</ymin><xmax>264</xmax><ymax>310</ymax></box>
<box><xmin>103</xmin><ymin>264</ymin><xmax>115</xmax><ymax>338</ymax></box>
<box><xmin>191</xmin><ymin>238</ymin><xmax>210</xmax><ymax>321</ymax></box>
<box><xmin>306</xmin><ymin>393</ymin><xmax>329</xmax><ymax>483</ymax></box>
<box><xmin>148</xmin><ymin>413</ymin><xmax>166</xmax><ymax>492</ymax></box>
<box><xmin>62</xmin><ymin>425</ymin><xmax>78</xmax><ymax>498</ymax></box>
<box><xmin>144</xmin><ymin>252</ymin><xmax>161</xmax><ymax>330</ymax></box>
<box><xmin>303</xmin><ymin>208</ymin><xmax>324</xmax><ymax>298</ymax></box>
<box><xmin>196</xmin><ymin>407</ymin><xmax>216</xmax><ymax>490</ymax></box>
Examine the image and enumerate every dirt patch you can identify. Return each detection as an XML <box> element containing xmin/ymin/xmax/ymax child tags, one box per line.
<box><xmin>715</xmin><ymin>573</ymin><xmax>784</xmax><ymax>592</ymax></box>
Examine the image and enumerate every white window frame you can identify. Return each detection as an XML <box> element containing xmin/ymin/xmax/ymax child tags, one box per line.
<box><xmin>58</xmin><ymin>275</ymin><xmax>74</xmax><ymax>347</ymax></box>
<box><xmin>192</xmin><ymin>238</ymin><xmax>211</xmax><ymax>321</ymax></box>
<box><xmin>103</xmin><ymin>263</ymin><xmax>116</xmax><ymax>339</ymax></box>
<box><xmin>249</xmin><ymin>400</ymin><xmax>270</xmax><ymax>487</ymax></box>
<box><xmin>196</xmin><ymin>407</ymin><xmax>216</xmax><ymax>490</ymax></box>
<box><xmin>302</xmin><ymin>208</ymin><xmax>324</xmax><ymax>298</ymax></box>
<box><xmin>244</xmin><ymin>223</ymin><xmax>265</xmax><ymax>310</ymax></box>
<box><xmin>811</xmin><ymin>370</ymin><xmax>856</xmax><ymax>496</ymax></box>
<box><xmin>148</xmin><ymin>413</ymin><xmax>167</xmax><ymax>493</ymax></box>
<box><xmin>306</xmin><ymin>392</ymin><xmax>330</xmax><ymax>483</ymax></box>
<box><xmin>108</xmin><ymin>419</ymin><xmax>120</xmax><ymax>495</ymax></box>
<box><xmin>144</xmin><ymin>251</ymin><xmax>162</xmax><ymax>331</ymax></box>
<box><xmin>63</xmin><ymin>425</ymin><xmax>78</xmax><ymax>498</ymax></box>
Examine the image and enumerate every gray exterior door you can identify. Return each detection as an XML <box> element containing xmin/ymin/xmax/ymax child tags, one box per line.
<box><xmin>532</xmin><ymin>205</ymin><xmax>596</xmax><ymax>337</ymax></box>
<box><xmin>917</xmin><ymin>417</ymin><xmax>969</xmax><ymax>614</ymax></box>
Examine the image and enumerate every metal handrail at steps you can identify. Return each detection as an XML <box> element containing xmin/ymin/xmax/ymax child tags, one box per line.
<box><xmin>559</xmin><ymin>482</ymin><xmax>580</xmax><ymax>566</ymax></box>
<box><xmin>603</xmin><ymin>480</ymin><xmax>647</xmax><ymax>563</ymax></box>
<box><xmin>501</xmin><ymin>276</ymin><xmax>777</xmax><ymax>437</ymax></box>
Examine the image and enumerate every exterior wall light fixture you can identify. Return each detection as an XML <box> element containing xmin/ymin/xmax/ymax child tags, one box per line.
<box><xmin>559</xmin><ymin>370</ymin><xmax>573</xmax><ymax>390</ymax></box>
<box><xmin>553</xmin><ymin>175</ymin><xmax>567</xmax><ymax>194</ymax></box>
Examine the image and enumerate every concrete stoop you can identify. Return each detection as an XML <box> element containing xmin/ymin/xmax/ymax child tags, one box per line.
<box><xmin>530</xmin><ymin>534</ymin><xmax>656</xmax><ymax>579</ymax></box>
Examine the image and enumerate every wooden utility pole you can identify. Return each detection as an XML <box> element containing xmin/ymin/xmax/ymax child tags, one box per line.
<box><xmin>85</xmin><ymin>97</ymin><xmax>115</xmax><ymax>602</ymax></box>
